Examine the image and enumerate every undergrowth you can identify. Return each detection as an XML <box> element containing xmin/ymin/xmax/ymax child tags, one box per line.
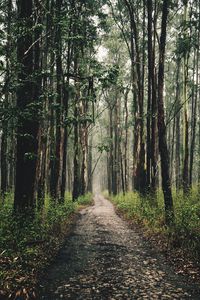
<box><xmin>0</xmin><ymin>192</ymin><xmax>92</xmax><ymax>296</ymax></box>
<box><xmin>110</xmin><ymin>188</ymin><xmax>200</xmax><ymax>258</ymax></box>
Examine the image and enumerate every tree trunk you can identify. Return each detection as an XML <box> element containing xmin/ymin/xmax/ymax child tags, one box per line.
<box><xmin>87</xmin><ymin>135</ymin><xmax>93</xmax><ymax>193</ymax></box>
<box><xmin>123</xmin><ymin>0</ymin><xmax>146</xmax><ymax>193</ymax></box>
<box><xmin>189</xmin><ymin>27</ymin><xmax>199</xmax><ymax>187</ymax></box>
<box><xmin>1</xmin><ymin>0</ymin><xmax>12</xmax><ymax>197</ymax></box>
<box><xmin>157</xmin><ymin>0</ymin><xmax>174</xmax><ymax>225</ymax></box>
<box><xmin>175</xmin><ymin>59</ymin><xmax>181</xmax><ymax>190</ymax></box>
<box><xmin>109</xmin><ymin>107</ymin><xmax>114</xmax><ymax>194</ymax></box>
<box><xmin>146</xmin><ymin>0</ymin><xmax>153</xmax><ymax>192</ymax></box>
<box><xmin>182</xmin><ymin>1</ymin><xmax>189</xmax><ymax>194</ymax></box>
<box><xmin>72</xmin><ymin>105</ymin><xmax>80</xmax><ymax>201</ymax></box>
<box><xmin>72</xmin><ymin>57</ymin><xmax>81</xmax><ymax>201</ymax></box>
<box><xmin>60</xmin><ymin>21</ymin><xmax>72</xmax><ymax>200</ymax></box>
<box><xmin>124</xmin><ymin>88</ymin><xmax>129</xmax><ymax>192</ymax></box>
<box><xmin>51</xmin><ymin>0</ymin><xmax>63</xmax><ymax>201</ymax></box>
<box><xmin>14</xmin><ymin>0</ymin><xmax>39</xmax><ymax>210</ymax></box>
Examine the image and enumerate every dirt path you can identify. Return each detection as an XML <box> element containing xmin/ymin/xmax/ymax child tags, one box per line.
<box><xmin>39</xmin><ymin>195</ymin><xmax>199</xmax><ymax>299</ymax></box>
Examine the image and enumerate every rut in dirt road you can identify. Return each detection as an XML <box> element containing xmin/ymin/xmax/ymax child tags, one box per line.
<box><xmin>39</xmin><ymin>195</ymin><xmax>199</xmax><ymax>299</ymax></box>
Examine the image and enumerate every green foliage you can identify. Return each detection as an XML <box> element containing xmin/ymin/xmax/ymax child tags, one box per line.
<box><xmin>99</xmin><ymin>64</ymin><xmax>120</xmax><ymax>88</ymax></box>
<box><xmin>97</xmin><ymin>144</ymin><xmax>110</xmax><ymax>153</ymax></box>
<box><xmin>111</xmin><ymin>189</ymin><xmax>200</xmax><ymax>256</ymax></box>
<box><xmin>111</xmin><ymin>192</ymin><xmax>165</xmax><ymax>228</ymax></box>
<box><xmin>0</xmin><ymin>194</ymin><xmax>71</xmax><ymax>255</ymax></box>
<box><xmin>0</xmin><ymin>192</ymin><xmax>93</xmax><ymax>293</ymax></box>
<box><xmin>76</xmin><ymin>193</ymin><xmax>93</xmax><ymax>206</ymax></box>
<box><xmin>176</xmin><ymin>35</ymin><xmax>192</xmax><ymax>57</ymax></box>
<box><xmin>173</xmin><ymin>188</ymin><xmax>200</xmax><ymax>254</ymax></box>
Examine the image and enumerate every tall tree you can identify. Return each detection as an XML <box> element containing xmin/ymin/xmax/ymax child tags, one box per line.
<box><xmin>123</xmin><ymin>0</ymin><xmax>146</xmax><ymax>193</ymax></box>
<box><xmin>157</xmin><ymin>0</ymin><xmax>174</xmax><ymax>224</ymax></box>
<box><xmin>50</xmin><ymin>0</ymin><xmax>64</xmax><ymax>201</ymax></box>
<box><xmin>1</xmin><ymin>0</ymin><xmax>12</xmax><ymax>198</ymax></box>
<box><xmin>182</xmin><ymin>0</ymin><xmax>189</xmax><ymax>194</ymax></box>
<box><xmin>14</xmin><ymin>0</ymin><xmax>40</xmax><ymax>210</ymax></box>
<box><xmin>175</xmin><ymin>58</ymin><xmax>182</xmax><ymax>190</ymax></box>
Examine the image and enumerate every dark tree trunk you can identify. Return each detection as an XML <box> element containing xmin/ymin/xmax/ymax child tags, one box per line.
<box><xmin>182</xmin><ymin>1</ymin><xmax>189</xmax><ymax>195</ymax></box>
<box><xmin>146</xmin><ymin>0</ymin><xmax>153</xmax><ymax>192</ymax></box>
<box><xmin>120</xmin><ymin>144</ymin><xmax>125</xmax><ymax>196</ymax></box>
<box><xmin>147</xmin><ymin>0</ymin><xmax>158</xmax><ymax>194</ymax></box>
<box><xmin>113</xmin><ymin>97</ymin><xmax>120</xmax><ymax>195</ymax></box>
<box><xmin>151</xmin><ymin>42</ymin><xmax>158</xmax><ymax>193</ymax></box>
<box><xmin>60</xmin><ymin>23</ymin><xmax>71</xmax><ymax>200</ymax></box>
<box><xmin>175</xmin><ymin>59</ymin><xmax>181</xmax><ymax>190</ymax></box>
<box><xmin>14</xmin><ymin>0</ymin><xmax>39</xmax><ymax>210</ymax></box>
<box><xmin>72</xmin><ymin>105</ymin><xmax>80</xmax><ymax>201</ymax></box>
<box><xmin>1</xmin><ymin>133</ymin><xmax>8</xmax><ymax>198</ymax></box>
<box><xmin>1</xmin><ymin>0</ymin><xmax>12</xmax><ymax>197</ymax></box>
<box><xmin>37</xmin><ymin>0</ymin><xmax>51</xmax><ymax>204</ymax></box>
<box><xmin>80</xmin><ymin>121</ymin><xmax>88</xmax><ymax>195</ymax></box>
<box><xmin>157</xmin><ymin>0</ymin><xmax>174</xmax><ymax>225</ymax></box>
<box><xmin>50</xmin><ymin>0</ymin><xmax>63</xmax><ymax>201</ymax></box>
<box><xmin>60</xmin><ymin>86</ymin><xmax>69</xmax><ymax>201</ymax></box>
<box><xmin>72</xmin><ymin>54</ymin><xmax>81</xmax><ymax>201</ymax></box>
<box><xmin>48</xmin><ymin>0</ymin><xmax>56</xmax><ymax>197</ymax></box>
<box><xmin>124</xmin><ymin>88</ymin><xmax>129</xmax><ymax>192</ymax></box>
<box><xmin>170</xmin><ymin>114</ymin><xmax>176</xmax><ymax>180</ymax></box>
<box><xmin>80</xmin><ymin>90</ymin><xmax>89</xmax><ymax>195</ymax></box>
<box><xmin>33</xmin><ymin>2</ymin><xmax>43</xmax><ymax>203</ymax></box>
<box><xmin>123</xmin><ymin>0</ymin><xmax>146</xmax><ymax>193</ymax></box>
<box><xmin>87</xmin><ymin>136</ymin><xmax>93</xmax><ymax>193</ymax></box>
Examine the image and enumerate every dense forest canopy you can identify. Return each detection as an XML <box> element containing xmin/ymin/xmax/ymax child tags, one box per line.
<box><xmin>0</xmin><ymin>0</ymin><xmax>199</xmax><ymax>225</ymax></box>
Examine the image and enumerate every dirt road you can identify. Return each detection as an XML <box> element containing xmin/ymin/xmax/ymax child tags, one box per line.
<box><xmin>39</xmin><ymin>194</ymin><xmax>199</xmax><ymax>299</ymax></box>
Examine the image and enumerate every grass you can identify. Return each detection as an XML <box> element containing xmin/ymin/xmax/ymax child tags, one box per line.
<box><xmin>109</xmin><ymin>188</ymin><xmax>200</xmax><ymax>257</ymax></box>
<box><xmin>0</xmin><ymin>192</ymin><xmax>93</xmax><ymax>297</ymax></box>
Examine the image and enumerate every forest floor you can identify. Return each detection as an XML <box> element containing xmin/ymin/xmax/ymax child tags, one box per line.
<box><xmin>38</xmin><ymin>195</ymin><xmax>200</xmax><ymax>299</ymax></box>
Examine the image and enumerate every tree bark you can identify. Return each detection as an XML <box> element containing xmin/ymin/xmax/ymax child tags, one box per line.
<box><xmin>1</xmin><ymin>0</ymin><xmax>12</xmax><ymax>197</ymax></box>
<box><xmin>175</xmin><ymin>59</ymin><xmax>181</xmax><ymax>190</ymax></box>
<box><xmin>51</xmin><ymin>0</ymin><xmax>64</xmax><ymax>201</ymax></box>
<box><xmin>14</xmin><ymin>0</ymin><xmax>39</xmax><ymax>210</ymax></box>
<box><xmin>189</xmin><ymin>22</ymin><xmax>199</xmax><ymax>187</ymax></box>
<box><xmin>157</xmin><ymin>0</ymin><xmax>174</xmax><ymax>225</ymax></box>
<box><xmin>182</xmin><ymin>1</ymin><xmax>189</xmax><ymax>194</ymax></box>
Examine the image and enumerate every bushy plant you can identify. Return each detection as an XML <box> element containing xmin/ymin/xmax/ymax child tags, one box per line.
<box><xmin>76</xmin><ymin>193</ymin><xmax>93</xmax><ymax>206</ymax></box>
<box><xmin>0</xmin><ymin>192</ymin><xmax>93</xmax><ymax>294</ymax></box>
<box><xmin>111</xmin><ymin>188</ymin><xmax>200</xmax><ymax>256</ymax></box>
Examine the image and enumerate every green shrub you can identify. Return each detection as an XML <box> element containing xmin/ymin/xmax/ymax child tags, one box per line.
<box><xmin>0</xmin><ymin>192</ymin><xmax>93</xmax><ymax>294</ymax></box>
<box><xmin>76</xmin><ymin>193</ymin><xmax>93</xmax><ymax>206</ymax></box>
<box><xmin>111</xmin><ymin>188</ymin><xmax>200</xmax><ymax>256</ymax></box>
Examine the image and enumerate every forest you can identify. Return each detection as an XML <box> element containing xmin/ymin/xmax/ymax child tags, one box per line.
<box><xmin>0</xmin><ymin>0</ymin><xmax>200</xmax><ymax>298</ymax></box>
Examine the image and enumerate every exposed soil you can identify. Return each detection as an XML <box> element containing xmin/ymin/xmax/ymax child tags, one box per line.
<box><xmin>38</xmin><ymin>195</ymin><xmax>200</xmax><ymax>299</ymax></box>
